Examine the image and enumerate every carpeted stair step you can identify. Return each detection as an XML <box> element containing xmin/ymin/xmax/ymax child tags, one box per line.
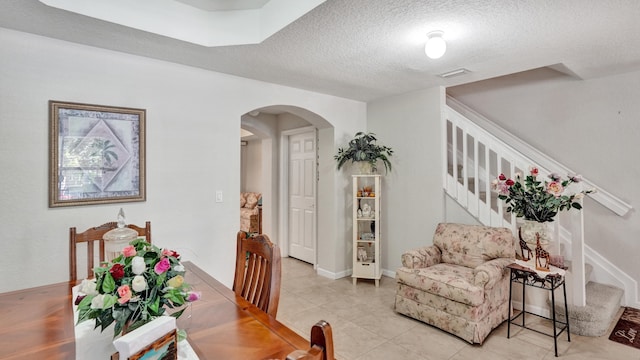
<box><xmin>551</xmin><ymin>281</ymin><xmax>624</xmax><ymax>337</ymax></box>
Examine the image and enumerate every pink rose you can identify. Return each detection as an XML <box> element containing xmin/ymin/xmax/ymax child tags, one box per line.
<box><xmin>162</xmin><ymin>249</ymin><xmax>180</xmax><ymax>258</ymax></box>
<box><xmin>530</xmin><ymin>167</ymin><xmax>539</xmax><ymax>177</ymax></box>
<box><xmin>496</xmin><ymin>182</ymin><xmax>510</xmax><ymax>196</ymax></box>
<box><xmin>117</xmin><ymin>285</ymin><xmax>132</xmax><ymax>304</ymax></box>
<box><xmin>186</xmin><ymin>291</ymin><xmax>201</xmax><ymax>302</ymax></box>
<box><xmin>122</xmin><ymin>245</ymin><xmax>136</xmax><ymax>257</ymax></box>
<box><xmin>154</xmin><ymin>257</ymin><xmax>171</xmax><ymax>274</ymax></box>
<box><xmin>546</xmin><ymin>181</ymin><xmax>564</xmax><ymax>197</ymax></box>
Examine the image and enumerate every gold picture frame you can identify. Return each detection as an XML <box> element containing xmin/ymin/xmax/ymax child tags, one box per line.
<box><xmin>49</xmin><ymin>101</ymin><xmax>146</xmax><ymax>207</ymax></box>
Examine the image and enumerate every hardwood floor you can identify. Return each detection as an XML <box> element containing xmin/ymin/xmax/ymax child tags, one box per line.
<box><xmin>277</xmin><ymin>257</ymin><xmax>637</xmax><ymax>360</ymax></box>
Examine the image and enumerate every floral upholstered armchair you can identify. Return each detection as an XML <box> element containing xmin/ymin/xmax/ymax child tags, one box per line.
<box><xmin>394</xmin><ymin>223</ymin><xmax>515</xmax><ymax>344</ymax></box>
<box><xmin>240</xmin><ymin>192</ymin><xmax>262</xmax><ymax>233</ymax></box>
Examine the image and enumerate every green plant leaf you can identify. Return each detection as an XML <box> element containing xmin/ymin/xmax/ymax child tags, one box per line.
<box><xmin>148</xmin><ymin>293</ymin><xmax>160</xmax><ymax>314</ymax></box>
<box><xmin>164</xmin><ymin>289</ymin><xmax>185</xmax><ymax>305</ymax></box>
<box><xmin>103</xmin><ymin>294</ymin><xmax>118</xmax><ymax>309</ymax></box>
<box><xmin>171</xmin><ymin>308</ymin><xmax>186</xmax><ymax>319</ymax></box>
<box><xmin>102</xmin><ymin>272</ymin><xmax>115</xmax><ymax>293</ymax></box>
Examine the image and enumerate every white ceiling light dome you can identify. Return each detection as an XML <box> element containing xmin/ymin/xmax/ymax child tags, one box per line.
<box><xmin>425</xmin><ymin>31</ymin><xmax>446</xmax><ymax>59</ymax></box>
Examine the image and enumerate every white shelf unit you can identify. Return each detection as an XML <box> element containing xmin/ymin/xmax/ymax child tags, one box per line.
<box><xmin>352</xmin><ymin>175</ymin><xmax>381</xmax><ymax>286</ymax></box>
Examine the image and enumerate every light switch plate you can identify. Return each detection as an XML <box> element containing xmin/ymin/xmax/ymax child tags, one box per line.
<box><xmin>215</xmin><ymin>191</ymin><xmax>223</xmax><ymax>203</ymax></box>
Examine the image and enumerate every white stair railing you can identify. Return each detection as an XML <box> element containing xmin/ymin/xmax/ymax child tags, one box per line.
<box><xmin>443</xmin><ymin>96</ymin><xmax>632</xmax><ymax>307</ymax></box>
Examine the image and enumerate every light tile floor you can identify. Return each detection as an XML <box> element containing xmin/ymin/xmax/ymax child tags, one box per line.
<box><xmin>277</xmin><ymin>257</ymin><xmax>639</xmax><ymax>360</ymax></box>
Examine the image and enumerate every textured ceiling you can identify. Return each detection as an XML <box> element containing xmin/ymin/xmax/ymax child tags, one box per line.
<box><xmin>2</xmin><ymin>0</ymin><xmax>640</xmax><ymax>101</ymax></box>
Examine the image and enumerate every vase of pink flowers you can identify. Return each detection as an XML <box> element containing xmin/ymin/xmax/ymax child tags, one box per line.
<box><xmin>492</xmin><ymin>166</ymin><xmax>594</xmax><ymax>253</ymax></box>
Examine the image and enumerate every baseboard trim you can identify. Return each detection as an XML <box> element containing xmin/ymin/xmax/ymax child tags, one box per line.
<box><xmin>382</xmin><ymin>269</ymin><xmax>396</xmax><ymax>279</ymax></box>
<box><xmin>316</xmin><ymin>267</ymin><xmax>397</xmax><ymax>281</ymax></box>
<box><xmin>316</xmin><ymin>267</ymin><xmax>351</xmax><ymax>280</ymax></box>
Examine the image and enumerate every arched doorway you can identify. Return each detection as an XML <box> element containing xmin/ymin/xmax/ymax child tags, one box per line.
<box><xmin>240</xmin><ymin>106</ymin><xmax>332</xmax><ymax>269</ymax></box>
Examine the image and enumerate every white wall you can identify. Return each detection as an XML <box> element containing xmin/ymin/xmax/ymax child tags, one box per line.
<box><xmin>241</xmin><ymin>139</ymin><xmax>263</xmax><ymax>193</ymax></box>
<box><xmin>0</xmin><ymin>28</ymin><xmax>365</xmax><ymax>292</ymax></box>
<box><xmin>367</xmin><ymin>87</ymin><xmax>446</xmax><ymax>274</ymax></box>
<box><xmin>448</xmin><ymin>68</ymin><xmax>640</xmax><ymax>298</ymax></box>
<box><xmin>444</xmin><ymin>195</ymin><xmax>481</xmax><ymax>225</ymax></box>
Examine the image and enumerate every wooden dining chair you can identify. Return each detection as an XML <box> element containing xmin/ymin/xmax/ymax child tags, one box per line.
<box><xmin>69</xmin><ymin>221</ymin><xmax>151</xmax><ymax>282</ymax></box>
<box><xmin>286</xmin><ymin>320</ymin><xmax>335</xmax><ymax>360</ymax></box>
<box><xmin>232</xmin><ymin>231</ymin><xmax>281</xmax><ymax>318</ymax></box>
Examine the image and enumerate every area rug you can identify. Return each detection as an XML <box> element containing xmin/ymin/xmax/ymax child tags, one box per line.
<box><xmin>609</xmin><ymin>307</ymin><xmax>640</xmax><ymax>350</ymax></box>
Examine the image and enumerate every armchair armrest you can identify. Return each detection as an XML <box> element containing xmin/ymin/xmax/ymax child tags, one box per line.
<box><xmin>473</xmin><ymin>258</ymin><xmax>513</xmax><ymax>288</ymax></box>
<box><xmin>401</xmin><ymin>245</ymin><xmax>441</xmax><ymax>269</ymax></box>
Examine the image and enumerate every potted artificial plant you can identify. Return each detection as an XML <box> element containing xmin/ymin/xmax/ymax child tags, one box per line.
<box><xmin>334</xmin><ymin>132</ymin><xmax>393</xmax><ymax>174</ymax></box>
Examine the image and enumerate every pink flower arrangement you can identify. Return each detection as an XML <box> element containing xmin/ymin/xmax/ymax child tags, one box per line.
<box><xmin>75</xmin><ymin>240</ymin><xmax>201</xmax><ymax>337</ymax></box>
<box><xmin>492</xmin><ymin>166</ymin><xmax>594</xmax><ymax>222</ymax></box>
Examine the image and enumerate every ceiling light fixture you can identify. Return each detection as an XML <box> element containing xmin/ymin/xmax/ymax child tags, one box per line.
<box><xmin>425</xmin><ymin>31</ymin><xmax>446</xmax><ymax>59</ymax></box>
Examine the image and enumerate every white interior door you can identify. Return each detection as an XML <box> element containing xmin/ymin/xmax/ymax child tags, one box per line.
<box><xmin>288</xmin><ymin>130</ymin><xmax>316</xmax><ymax>264</ymax></box>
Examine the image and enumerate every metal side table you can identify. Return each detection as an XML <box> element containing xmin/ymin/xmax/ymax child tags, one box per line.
<box><xmin>507</xmin><ymin>263</ymin><xmax>570</xmax><ymax>357</ymax></box>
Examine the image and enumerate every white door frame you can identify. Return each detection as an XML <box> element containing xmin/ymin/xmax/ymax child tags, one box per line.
<box><xmin>279</xmin><ymin>126</ymin><xmax>318</xmax><ymax>267</ymax></box>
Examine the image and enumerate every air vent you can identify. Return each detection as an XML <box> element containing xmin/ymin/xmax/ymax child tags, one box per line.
<box><xmin>439</xmin><ymin>68</ymin><xmax>469</xmax><ymax>78</ymax></box>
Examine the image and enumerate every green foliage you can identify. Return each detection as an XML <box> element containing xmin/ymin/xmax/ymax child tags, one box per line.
<box><xmin>334</xmin><ymin>132</ymin><xmax>394</xmax><ymax>173</ymax></box>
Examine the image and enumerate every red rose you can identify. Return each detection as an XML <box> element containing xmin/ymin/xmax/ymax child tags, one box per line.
<box><xmin>505</xmin><ymin>179</ymin><xmax>515</xmax><ymax>186</ymax></box>
<box><xmin>498</xmin><ymin>173</ymin><xmax>506</xmax><ymax>181</ymax></box>
<box><xmin>110</xmin><ymin>263</ymin><xmax>125</xmax><ymax>280</ymax></box>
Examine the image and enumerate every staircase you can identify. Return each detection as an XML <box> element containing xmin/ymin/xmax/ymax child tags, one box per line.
<box><xmin>443</xmin><ymin>96</ymin><xmax>633</xmax><ymax>335</ymax></box>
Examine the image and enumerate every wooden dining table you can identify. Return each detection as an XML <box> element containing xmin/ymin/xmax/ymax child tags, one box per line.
<box><xmin>0</xmin><ymin>262</ymin><xmax>309</xmax><ymax>359</ymax></box>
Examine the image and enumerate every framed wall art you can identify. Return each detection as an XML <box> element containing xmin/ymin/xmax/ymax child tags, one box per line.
<box><xmin>49</xmin><ymin>101</ymin><xmax>146</xmax><ymax>207</ymax></box>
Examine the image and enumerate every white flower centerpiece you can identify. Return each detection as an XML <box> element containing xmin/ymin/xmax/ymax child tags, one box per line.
<box><xmin>75</xmin><ymin>239</ymin><xmax>200</xmax><ymax>338</ymax></box>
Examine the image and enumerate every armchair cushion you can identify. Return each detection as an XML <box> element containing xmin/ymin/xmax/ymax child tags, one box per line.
<box><xmin>396</xmin><ymin>264</ymin><xmax>484</xmax><ymax>306</ymax></box>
